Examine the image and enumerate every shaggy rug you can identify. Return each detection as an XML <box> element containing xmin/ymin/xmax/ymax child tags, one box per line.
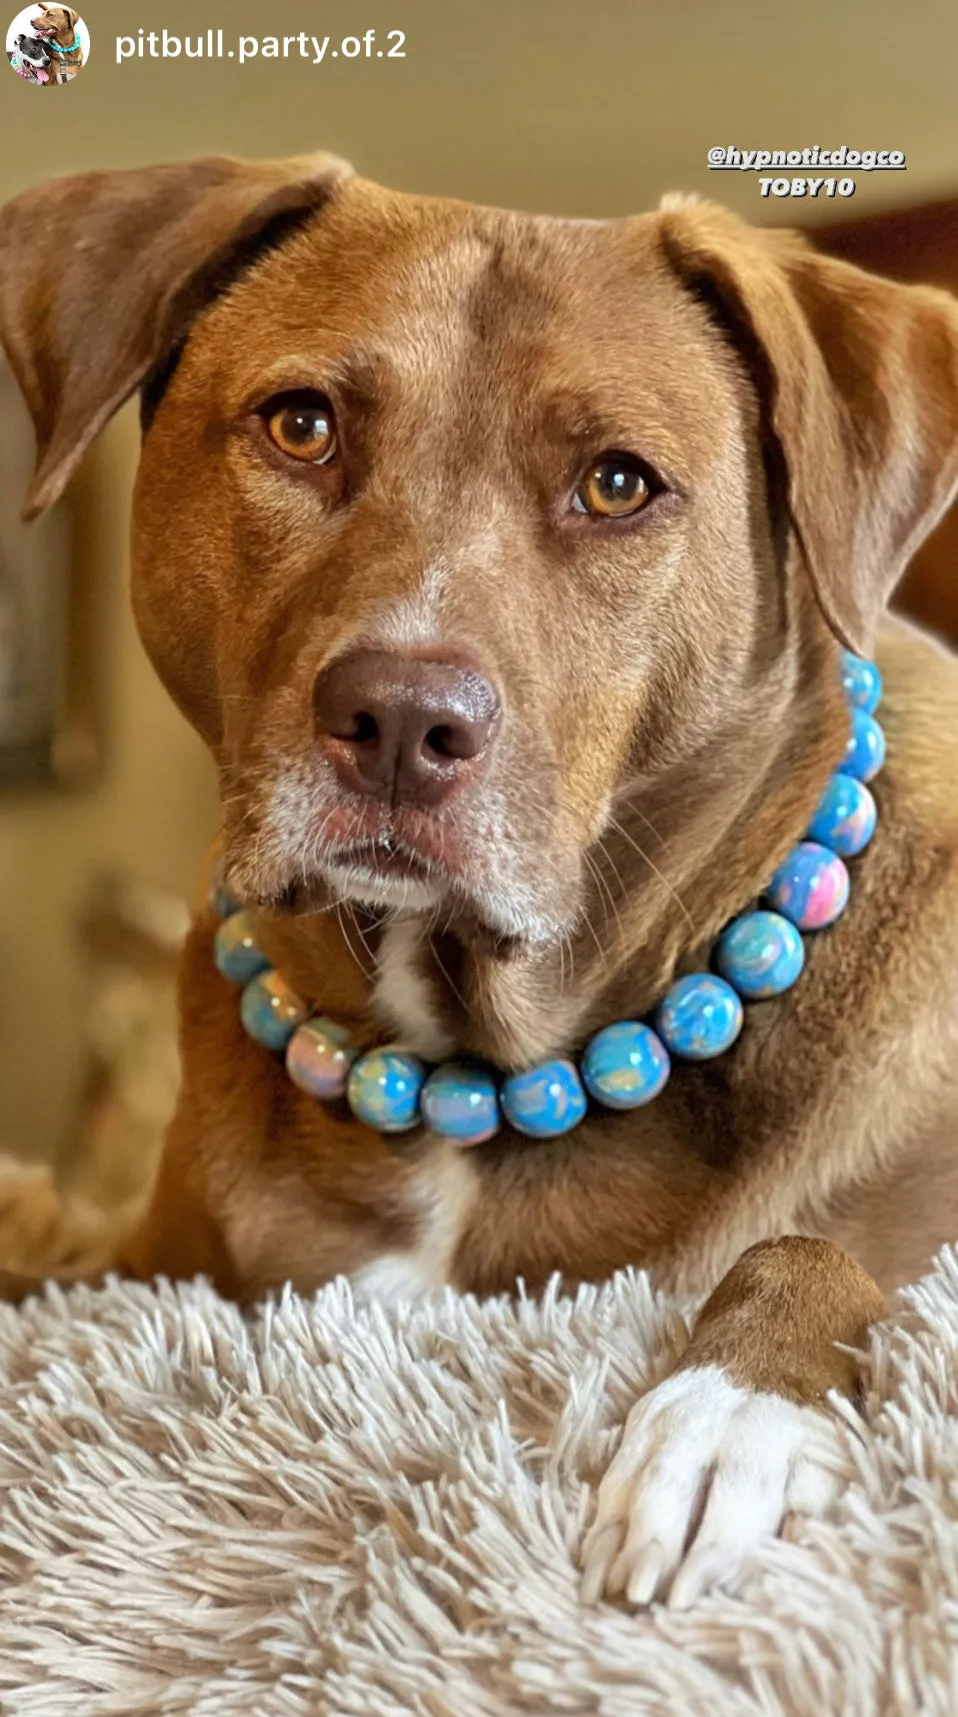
<box><xmin>0</xmin><ymin>1248</ymin><xmax>956</xmax><ymax>1717</ymax></box>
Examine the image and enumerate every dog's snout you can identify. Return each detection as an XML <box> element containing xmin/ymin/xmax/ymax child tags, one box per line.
<box><xmin>313</xmin><ymin>649</ymin><xmax>501</xmax><ymax>807</ymax></box>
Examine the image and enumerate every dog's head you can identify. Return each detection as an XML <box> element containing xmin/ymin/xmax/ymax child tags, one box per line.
<box><xmin>3</xmin><ymin>157</ymin><xmax>958</xmax><ymax>957</ymax></box>
<box><xmin>14</xmin><ymin>33</ymin><xmax>51</xmax><ymax>64</ymax></box>
<box><xmin>29</xmin><ymin>5</ymin><xmax>78</xmax><ymax>41</ymax></box>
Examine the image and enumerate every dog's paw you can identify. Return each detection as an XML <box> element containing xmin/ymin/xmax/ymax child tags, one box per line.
<box><xmin>0</xmin><ymin>1156</ymin><xmax>120</xmax><ymax>1281</ymax></box>
<box><xmin>580</xmin><ymin>1362</ymin><xmax>847</xmax><ymax>1609</ymax></box>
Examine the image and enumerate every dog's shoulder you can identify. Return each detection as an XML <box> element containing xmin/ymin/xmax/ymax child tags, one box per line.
<box><xmin>865</xmin><ymin>613</ymin><xmax>958</xmax><ymax>961</ymax></box>
<box><xmin>877</xmin><ymin>612</ymin><xmax>958</xmax><ymax>835</ymax></box>
<box><xmin>803</xmin><ymin>613</ymin><xmax>958</xmax><ymax>1050</ymax></box>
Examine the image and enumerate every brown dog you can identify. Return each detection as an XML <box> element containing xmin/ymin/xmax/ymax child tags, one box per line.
<box><xmin>1</xmin><ymin>153</ymin><xmax>957</xmax><ymax>1611</ymax></box>
<box><xmin>29</xmin><ymin>5</ymin><xmax>82</xmax><ymax>82</ymax></box>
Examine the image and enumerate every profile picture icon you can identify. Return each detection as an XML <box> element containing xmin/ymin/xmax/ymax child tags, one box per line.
<box><xmin>6</xmin><ymin>4</ymin><xmax>89</xmax><ymax>85</ymax></box>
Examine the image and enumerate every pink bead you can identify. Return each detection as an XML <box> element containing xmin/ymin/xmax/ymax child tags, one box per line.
<box><xmin>766</xmin><ymin>841</ymin><xmax>850</xmax><ymax>932</ymax></box>
<box><xmin>286</xmin><ymin>1019</ymin><xmax>356</xmax><ymax>1100</ymax></box>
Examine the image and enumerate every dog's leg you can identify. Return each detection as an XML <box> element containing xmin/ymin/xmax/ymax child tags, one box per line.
<box><xmin>581</xmin><ymin>1236</ymin><xmax>883</xmax><ymax>1608</ymax></box>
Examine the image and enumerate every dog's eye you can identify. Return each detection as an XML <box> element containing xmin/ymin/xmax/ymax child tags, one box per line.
<box><xmin>573</xmin><ymin>454</ymin><xmax>651</xmax><ymax>518</ymax></box>
<box><xmin>264</xmin><ymin>394</ymin><xmax>338</xmax><ymax>464</ymax></box>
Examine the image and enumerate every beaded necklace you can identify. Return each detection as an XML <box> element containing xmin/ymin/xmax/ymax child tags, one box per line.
<box><xmin>212</xmin><ymin>651</ymin><xmax>884</xmax><ymax>1145</ymax></box>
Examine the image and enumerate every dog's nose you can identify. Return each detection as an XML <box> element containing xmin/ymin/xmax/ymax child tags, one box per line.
<box><xmin>314</xmin><ymin>650</ymin><xmax>501</xmax><ymax>807</ymax></box>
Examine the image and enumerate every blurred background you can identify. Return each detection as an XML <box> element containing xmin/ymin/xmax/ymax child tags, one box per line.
<box><xmin>1</xmin><ymin>0</ymin><xmax>956</xmax><ymax>1208</ymax></box>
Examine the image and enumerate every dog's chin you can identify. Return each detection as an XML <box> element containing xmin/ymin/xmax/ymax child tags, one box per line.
<box><xmin>324</xmin><ymin>861</ymin><xmax>447</xmax><ymax>914</ymax></box>
<box><xmin>325</xmin><ymin>865</ymin><xmax>576</xmax><ymax>953</ymax></box>
<box><xmin>250</xmin><ymin>850</ymin><xmax>573</xmax><ymax>954</ymax></box>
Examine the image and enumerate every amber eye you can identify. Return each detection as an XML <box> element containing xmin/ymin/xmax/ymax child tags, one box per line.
<box><xmin>264</xmin><ymin>394</ymin><xmax>338</xmax><ymax>463</ymax></box>
<box><xmin>574</xmin><ymin>454</ymin><xmax>651</xmax><ymax>518</ymax></box>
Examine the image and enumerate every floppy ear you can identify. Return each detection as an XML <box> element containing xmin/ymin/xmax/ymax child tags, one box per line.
<box><xmin>0</xmin><ymin>151</ymin><xmax>353</xmax><ymax>519</ymax></box>
<box><xmin>657</xmin><ymin>198</ymin><xmax>958</xmax><ymax>655</ymax></box>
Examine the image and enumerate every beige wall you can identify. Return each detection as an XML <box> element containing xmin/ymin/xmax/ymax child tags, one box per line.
<box><xmin>6</xmin><ymin>0</ymin><xmax>958</xmax><ymax>217</ymax></box>
<box><xmin>0</xmin><ymin>408</ymin><xmax>218</xmax><ymax>1160</ymax></box>
<box><xmin>1</xmin><ymin>0</ymin><xmax>956</xmax><ymax>1158</ymax></box>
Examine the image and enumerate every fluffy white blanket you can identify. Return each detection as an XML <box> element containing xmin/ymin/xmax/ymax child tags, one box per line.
<box><xmin>0</xmin><ymin>1248</ymin><xmax>955</xmax><ymax>1715</ymax></box>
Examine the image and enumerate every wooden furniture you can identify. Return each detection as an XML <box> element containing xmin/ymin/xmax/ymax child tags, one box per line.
<box><xmin>810</xmin><ymin>200</ymin><xmax>958</xmax><ymax>647</ymax></box>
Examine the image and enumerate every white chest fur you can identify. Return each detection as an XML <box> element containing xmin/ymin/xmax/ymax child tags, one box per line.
<box><xmin>370</xmin><ymin>917</ymin><xmax>458</xmax><ymax>1061</ymax></box>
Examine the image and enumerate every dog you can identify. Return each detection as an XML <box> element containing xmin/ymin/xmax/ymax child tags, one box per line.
<box><xmin>0</xmin><ymin>152</ymin><xmax>957</xmax><ymax>1612</ymax></box>
<box><xmin>28</xmin><ymin>4</ymin><xmax>82</xmax><ymax>82</ymax></box>
<box><xmin>7</xmin><ymin>33</ymin><xmax>52</xmax><ymax>81</ymax></box>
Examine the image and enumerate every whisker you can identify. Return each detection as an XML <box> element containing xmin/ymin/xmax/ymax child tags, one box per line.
<box><xmin>588</xmin><ymin>840</ymin><xmax>632</xmax><ymax>963</ymax></box>
<box><xmin>347</xmin><ymin>902</ymin><xmax>380</xmax><ymax>972</ymax></box>
<box><xmin>609</xmin><ymin>779</ymin><xmax>673</xmax><ymax>852</ymax></box>
<box><xmin>429</xmin><ymin>931</ymin><xmax>470</xmax><ymax>1018</ymax></box>
<box><xmin>606</xmin><ymin>813</ymin><xmax>694</xmax><ymax>931</ymax></box>
<box><xmin>336</xmin><ymin>901</ymin><xmax>372</xmax><ymax>980</ymax></box>
<box><xmin>585</xmin><ymin>845</ymin><xmax>626</xmax><ymax>950</ymax></box>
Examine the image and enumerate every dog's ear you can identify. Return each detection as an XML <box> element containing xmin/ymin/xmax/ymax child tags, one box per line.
<box><xmin>657</xmin><ymin>199</ymin><xmax>958</xmax><ymax>655</ymax></box>
<box><xmin>0</xmin><ymin>152</ymin><xmax>353</xmax><ymax>518</ymax></box>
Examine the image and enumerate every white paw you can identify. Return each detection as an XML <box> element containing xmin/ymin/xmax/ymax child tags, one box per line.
<box><xmin>581</xmin><ymin>1363</ymin><xmax>846</xmax><ymax>1610</ymax></box>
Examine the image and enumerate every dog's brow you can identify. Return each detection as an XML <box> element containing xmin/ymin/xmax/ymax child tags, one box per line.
<box><xmin>542</xmin><ymin>392</ymin><xmax>633</xmax><ymax>445</ymax></box>
<box><xmin>326</xmin><ymin>351</ymin><xmax>395</xmax><ymax>413</ymax></box>
<box><xmin>539</xmin><ymin>390</ymin><xmax>690</xmax><ymax>482</ymax></box>
<box><xmin>222</xmin><ymin>348</ymin><xmax>393</xmax><ymax>419</ymax></box>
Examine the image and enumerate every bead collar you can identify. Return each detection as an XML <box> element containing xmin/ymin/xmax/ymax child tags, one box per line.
<box><xmin>212</xmin><ymin>650</ymin><xmax>884</xmax><ymax>1145</ymax></box>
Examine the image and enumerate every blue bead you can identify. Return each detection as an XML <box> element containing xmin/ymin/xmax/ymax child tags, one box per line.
<box><xmin>347</xmin><ymin>1046</ymin><xmax>426</xmax><ymax>1133</ymax></box>
<box><xmin>655</xmin><ymin>974</ymin><xmax>744</xmax><ymax>1060</ymax></box>
<box><xmin>806</xmin><ymin>773</ymin><xmax>877</xmax><ymax>857</ymax></box>
<box><xmin>240</xmin><ymin>970</ymin><xmax>308</xmax><ymax>1051</ymax></box>
<box><xmin>420</xmin><ymin>1065</ymin><xmax>500</xmax><ymax>1145</ymax></box>
<box><xmin>713</xmin><ymin>911</ymin><xmax>805</xmax><ymax>1000</ymax></box>
<box><xmin>214</xmin><ymin>911</ymin><xmax>270</xmax><ymax>984</ymax></box>
<box><xmin>765</xmin><ymin>841</ymin><xmax>849</xmax><ymax>931</ymax></box>
<box><xmin>500</xmin><ymin>1059</ymin><xmax>588</xmax><ymax>1138</ymax></box>
<box><xmin>581</xmin><ymin>1022</ymin><xmax>671</xmax><ymax>1109</ymax></box>
<box><xmin>838</xmin><ymin>709</ymin><xmax>885</xmax><ymax>783</ymax></box>
<box><xmin>212</xmin><ymin>883</ymin><xmax>241</xmax><ymax>921</ymax></box>
<box><xmin>840</xmin><ymin>651</ymin><xmax>883</xmax><ymax>715</ymax></box>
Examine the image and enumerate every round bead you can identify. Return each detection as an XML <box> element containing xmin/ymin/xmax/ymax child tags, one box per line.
<box><xmin>420</xmin><ymin>1064</ymin><xmax>501</xmax><ymax>1145</ymax></box>
<box><xmin>347</xmin><ymin>1046</ymin><xmax>426</xmax><ymax>1134</ymax></box>
<box><xmin>286</xmin><ymin>1018</ymin><xmax>357</xmax><ymax>1101</ymax></box>
<box><xmin>655</xmin><ymin>974</ymin><xmax>744</xmax><ymax>1060</ymax></box>
<box><xmin>500</xmin><ymin>1059</ymin><xmax>588</xmax><ymax>1139</ymax></box>
<box><xmin>214</xmin><ymin>911</ymin><xmax>270</xmax><ymax>985</ymax></box>
<box><xmin>840</xmin><ymin>651</ymin><xmax>883</xmax><ymax>715</ymax></box>
<box><xmin>765</xmin><ymin>841</ymin><xmax>849</xmax><ymax>931</ymax></box>
<box><xmin>581</xmin><ymin>1022</ymin><xmax>671</xmax><ymax>1109</ymax></box>
<box><xmin>806</xmin><ymin>773</ymin><xmax>877</xmax><ymax>858</ymax></box>
<box><xmin>713</xmin><ymin>910</ymin><xmax>805</xmax><ymax>1000</ymax></box>
<box><xmin>240</xmin><ymin>970</ymin><xmax>308</xmax><ymax>1052</ymax></box>
<box><xmin>838</xmin><ymin>709</ymin><xmax>885</xmax><ymax>783</ymax></box>
<box><xmin>211</xmin><ymin>882</ymin><xmax>241</xmax><ymax>921</ymax></box>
